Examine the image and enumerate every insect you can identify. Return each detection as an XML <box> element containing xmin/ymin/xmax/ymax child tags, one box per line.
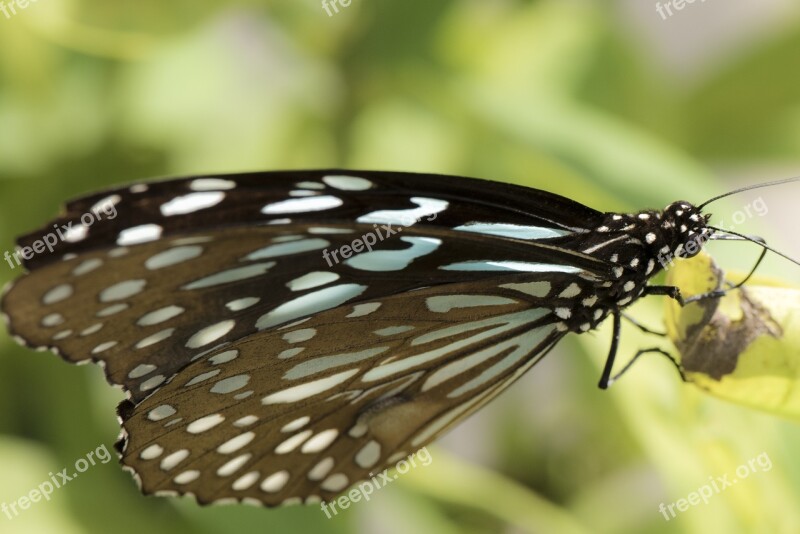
<box><xmin>1</xmin><ymin>170</ymin><xmax>795</xmax><ymax>507</ymax></box>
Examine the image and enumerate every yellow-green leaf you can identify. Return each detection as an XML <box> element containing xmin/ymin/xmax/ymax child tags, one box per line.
<box><xmin>665</xmin><ymin>252</ymin><xmax>800</xmax><ymax>419</ymax></box>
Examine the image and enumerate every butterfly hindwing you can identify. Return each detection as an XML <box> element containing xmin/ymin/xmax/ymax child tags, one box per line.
<box><xmin>117</xmin><ymin>276</ymin><xmax>565</xmax><ymax>505</ymax></box>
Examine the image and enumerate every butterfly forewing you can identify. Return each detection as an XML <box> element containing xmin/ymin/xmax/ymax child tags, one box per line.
<box><xmin>3</xmin><ymin>219</ymin><xmax>604</xmax><ymax>403</ymax></box>
<box><xmin>14</xmin><ymin>170</ymin><xmax>603</xmax><ymax>271</ymax></box>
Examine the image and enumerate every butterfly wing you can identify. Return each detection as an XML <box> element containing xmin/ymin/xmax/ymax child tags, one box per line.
<box><xmin>1</xmin><ymin>170</ymin><xmax>613</xmax><ymax>505</ymax></box>
<box><xmin>117</xmin><ymin>276</ymin><xmax>566</xmax><ymax>506</ymax></box>
<box><xmin>12</xmin><ymin>170</ymin><xmax>603</xmax><ymax>271</ymax></box>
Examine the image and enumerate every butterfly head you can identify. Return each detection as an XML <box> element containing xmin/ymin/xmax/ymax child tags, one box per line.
<box><xmin>661</xmin><ymin>201</ymin><xmax>714</xmax><ymax>260</ymax></box>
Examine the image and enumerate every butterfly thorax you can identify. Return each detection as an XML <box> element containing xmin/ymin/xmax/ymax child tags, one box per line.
<box><xmin>549</xmin><ymin>201</ymin><xmax>713</xmax><ymax>334</ymax></box>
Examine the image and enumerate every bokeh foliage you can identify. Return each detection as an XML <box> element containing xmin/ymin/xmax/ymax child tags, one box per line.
<box><xmin>1</xmin><ymin>1</ymin><xmax>799</xmax><ymax>533</ymax></box>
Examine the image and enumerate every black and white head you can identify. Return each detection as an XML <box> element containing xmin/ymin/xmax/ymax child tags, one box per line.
<box><xmin>659</xmin><ymin>201</ymin><xmax>715</xmax><ymax>261</ymax></box>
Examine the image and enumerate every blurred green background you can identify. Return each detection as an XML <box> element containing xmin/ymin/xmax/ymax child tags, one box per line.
<box><xmin>1</xmin><ymin>1</ymin><xmax>800</xmax><ymax>533</ymax></box>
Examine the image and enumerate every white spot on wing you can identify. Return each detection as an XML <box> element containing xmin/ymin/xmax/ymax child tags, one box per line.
<box><xmin>245</xmin><ymin>239</ymin><xmax>329</xmax><ymax>260</ymax></box>
<box><xmin>320</xmin><ymin>473</ymin><xmax>349</xmax><ymax>492</ymax></box>
<box><xmin>347</xmin><ymin>302</ymin><xmax>382</xmax><ymax>317</ymax></box>
<box><xmin>262</xmin><ymin>196</ymin><xmax>342</xmax><ymax>214</ymax></box>
<box><xmin>374</xmin><ymin>325</ymin><xmax>414</xmax><ymax>336</ymax></box>
<box><xmin>208</xmin><ymin>349</ymin><xmax>239</xmax><ymax>365</ymax></box>
<box><xmin>441</xmin><ymin>261</ymin><xmax>582</xmax><ymax>273</ymax></box>
<box><xmin>211</xmin><ymin>374</ymin><xmax>250</xmax><ymax>394</ymax></box>
<box><xmin>260</xmin><ymin>470</ymin><xmax>290</xmax><ymax>492</ymax></box>
<box><xmin>255</xmin><ymin>284</ymin><xmax>366</xmax><ymax>330</ymax></box>
<box><xmin>189</xmin><ymin>178</ymin><xmax>236</xmax><ymax>191</ymax></box>
<box><xmin>357</xmin><ymin>197</ymin><xmax>447</xmax><ymax>226</ymax></box>
<box><xmin>137</xmin><ymin>305</ymin><xmax>185</xmax><ymax>326</ymax></box>
<box><xmin>558</xmin><ymin>283</ymin><xmax>581</xmax><ymax>298</ymax></box>
<box><xmin>128</xmin><ymin>363</ymin><xmax>157</xmax><ymax>379</ymax></box>
<box><xmin>100</xmin><ymin>279</ymin><xmax>146</xmax><ymax>302</ymax></box>
<box><xmin>232</xmin><ymin>471</ymin><xmax>261</xmax><ymax>491</ymax></box>
<box><xmin>286</xmin><ymin>272</ymin><xmax>340</xmax><ymax>291</ymax></box>
<box><xmin>281</xmin><ymin>416</ymin><xmax>310</xmax><ymax>433</ymax></box>
<box><xmin>346</xmin><ymin>237</ymin><xmax>440</xmax><ymax>272</ymax></box>
<box><xmin>426</xmin><ymin>295</ymin><xmax>516</xmax><ymax>313</ymax></box>
<box><xmin>140</xmin><ymin>444</ymin><xmax>163</xmax><ymax>460</ymax></box>
<box><xmin>262</xmin><ymin>369</ymin><xmax>358</xmax><ymax>404</ymax></box>
<box><xmin>183</xmin><ymin>263</ymin><xmax>275</xmax><ymax>290</ymax></box>
<box><xmin>97</xmin><ymin>303</ymin><xmax>128</xmax><ymax>317</ymax></box>
<box><xmin>173</xmin><ymin>470</ymin><xmax>200</xmax><ymax>484</ymax></box>
<box><xmin>186</xmin><ymin>413</ymin><xmax>225</xmax><ymax>434</ymax></box>
<box><xmin>160</xmin><ymin>449</ymin><xmax>189</xmax><ymax>471</ymax></box>
<box><xmin>63</xmin><ymin>225</ymin><xmax>89</xmax><ymax>243</ymax></box>
<box><xmin>140</xmin><ymin>374</ymin><xmax>165</xmax><ymax>391</ymax></box>
<box><xmin>296</xmin><ymin>181</ymin><xmax>325</xmax><ymax>190</ymax></box>
<box><xmin>185</xmin><ymin>320</ymin><xmax>236</xmax><ymax>348</ymax></box>
<box><xmin>145</xmin><ymin>246</ymin><xmax>203</xmax><ymax>269</ymax></box>
<box><xmin>283</xmin><ymin>347</ymin><xmax>389</xmax><ymax>380</ymax></box>
<box><xmin>225</xmin><ymin>297</ymin><xmax>260</xmax><ymax>311</ymax></box>
<box><xmin>308</xmin><ymin>227</ymin><xmax>353</xmax><ymax>235</ymax></box>
<box><xmin>117</xmin><ymin>224</ymin><xmax>163</xmax><ymax>246</ymax></box>
<box><xmin>135</xmin><ymin>328</ymin><xmax>175</xmax><ymax>349</ymax></box>
<box><xmin>148</xmin><ymin>405</ymin><xmax>176</xmax><ymax>421</ymax></box>
<box><xmin>322</xmin><ymin>175</ymin><xmax>373</xmax><ymax>191</ymax></box>
<box><xmin>355</xmin><ymin>441</ymin><xmax>381</xmax><ymax>468</ymax></box>
<box><xmin>72</xmin><ymin>258</ymin><xmax>103</xmax><ymax>276</ymax></box>
<box><xmin>161</xmin><ymin>192</ymin><xmax>225</xmax><ymax>217</ymax></box>
<box><xmin>275</xmin><ymin>430</ymin><xmax>312</xmax><ymax>454</ymax></box>
<box><xmin>91</xmin><ymin>341</ymin><xmax>117</xmax><ymax>354</ymax></box>
<box><xmin>217</xmin><ymin>432</ymin><xmax>256</xmax><ymax>454</ymax></box>
<box><xmin>282</xmin><ymin>328</ymin><xmax>316</xmax><ymax>343</ymax></box>
<box><xmin>217</xmin><ymin>453</ymin><xmax>251</xmax><ymax>476</ymax></box>
<box><xmin>234</xmin><ymin>415</ymin><xmax>258</xmax><ymax>427</ymax></box>
<box><xmin>300</xmin><ymin>429</ymin><xmax>339</xmax><ymax>453</ymax></box>
<box><xmin>185</xmin><ymin>369</ymin><xmax>221</xmax><ymax>386</ymax></box>
<box><xmin>43</xmin><ymin>284</ymin><xmax>73</xmax><ymax>305</ymax></box>
<box><xmin>454</xmin><ymin>222</ymin><xmax>570</xmax><ymax>240</ymax></box>
<box><xmin>41</xmin><ymin>313</ymin><xmax>65</xmax><ymax>327</ymax></box>
<box><xmin>500</xmin><ymin>281</ymin><xmax>551</xmax><ymax>298</ymax></box>
<box><xmin>308</xmin><ymin>457</ymin><xmax>334</xmax><ymax>481</ymax></box>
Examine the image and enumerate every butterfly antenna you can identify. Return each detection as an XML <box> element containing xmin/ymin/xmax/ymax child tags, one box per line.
<box><xmin>708</xmin><ymin>226</ymin><xmax>800</xmax><ymax>290</ymax></box>
<box><xmin>698</xmin><ymin>176</ymin><xmax>800</xmax><ymax>210</ymax></box>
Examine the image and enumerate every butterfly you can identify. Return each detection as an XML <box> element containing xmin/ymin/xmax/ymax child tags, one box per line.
<box><xmin>1</xmin><ymin>170</ymin><xmax>792</xmax><ymax>507</ymax></box>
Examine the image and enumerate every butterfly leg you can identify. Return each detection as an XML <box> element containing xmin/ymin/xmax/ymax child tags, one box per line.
<box><xmin>604</xmin><ymin>347</ymin><xmax>686</xmax><ymax>388</ymax></box>
<box><xmin>598</xmin><ymin>312</ymin><xmax>622</xmax><ymax>389</ymax></box>
<box><xmin>598</xmin><ymin>312</ymin><xmax>685</xmax><ymax>389</ymax></box>
<box><xmin>621</xmin><ymin>313</ymin><xmax>666</xmax><ymax>337</ymax></box>
<box><xmin>645</xmin><ymin>285</ymin><xmax>686</xmax><ymax>305</ymax></box>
